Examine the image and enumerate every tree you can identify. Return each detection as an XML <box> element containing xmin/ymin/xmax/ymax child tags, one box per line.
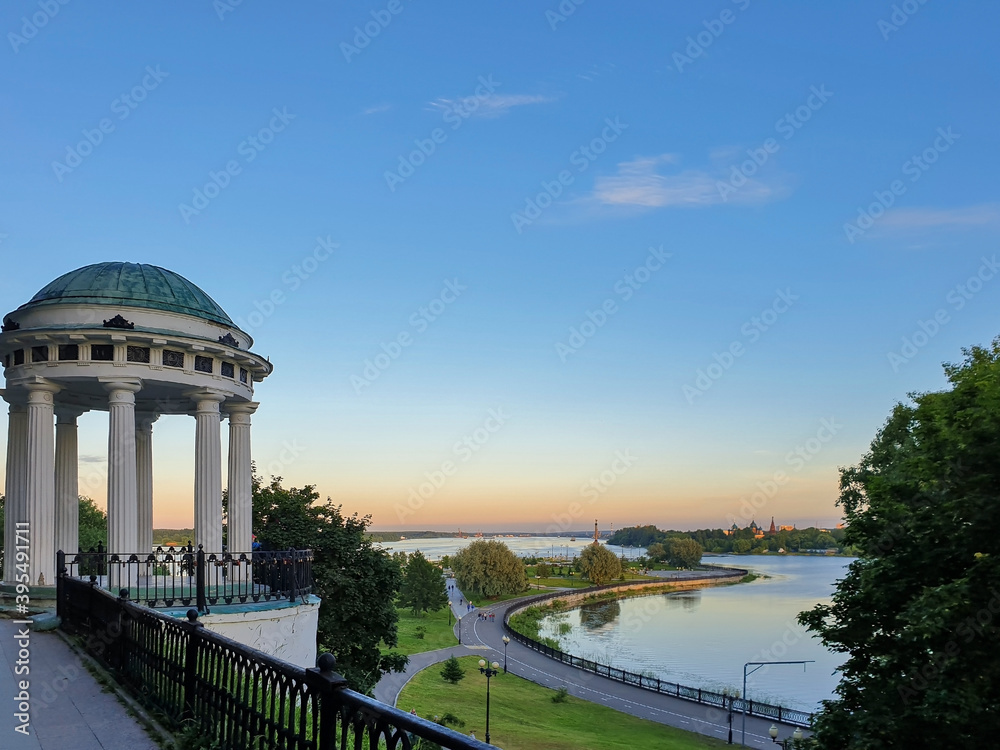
<box><xmin>251</xmin><ymin>472</ymin><xmax>406</xmax><ymax>694</ymax></box>
<box><xmin>667</xmin><ymin>538</ymin><xmax>703</xmax><ymax>568</ymax></box>
<box><xmin>579</xmin><ymin>544</ymin><xmax>621</xmax><ymax>585</ymax></box>
<box><xmin>77</xmin><ymin>496</ymin><xmax>107</xmax><ymax>551</ymax></box>
<box><xmin>440</xmin><ymin>656</ymin><xmax>465</xmax><ymax>684</ymax></box>
<box><xmin>645</xmin><ymin>542</ymin><xmax>667</xmax><ymax>562</ymax></box>
<box><xmin>399</xmin><ymin>551</ymin><xmax>448</xmax><ymax>616</ymax></box>
<box><xmin>451</xmin><ymin>540</ymin><xmax>528</xmax><ymax>599</ymax></box>
<box><xmin>798</xmin><ymin>340</ymin><xmax>1000</xmax><ymax>749</ymax></box>
<box><xmin>535</xmin><ymin>562</ymin><xmax>552</xmax><ymax>578</ymax></box>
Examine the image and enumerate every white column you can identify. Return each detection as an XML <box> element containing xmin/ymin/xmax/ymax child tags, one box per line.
<box><xmin>103</xmin><ymin>380</ymin><xmax>142</xmax><ymax>558</ymax></box>
<box><xmin>3</xmin><ymin>402</ymin><xmax>28</xmax><ymax>585</ymax></box>
<box><xmin>24</xmin><ymin>382</ymin><xmax>60</xmax><ymax>586</ymax></box>
<box><xmin>191</xmin><ymin>391</ymin><xmax>227</xmax><ymax>552</ymax></box>
<box><xmin>135</xmin><ymin>412</ymin><xmax>159</xmax><ymax>555</ymax></box>
<box><xmin>54</xmin><ymin>406</ymin><xmax>87</xmax><ymax>560</ymax></box>
<box><xmin>227</xmin><ymin>403</ymin><xmax>258</xmax><ymax>555</ymax></box>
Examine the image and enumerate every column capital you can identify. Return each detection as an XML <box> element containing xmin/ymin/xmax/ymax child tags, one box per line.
<box><xmin>226</xmin><ymin>401</ymin><xmax>259</xmax><ymax>424</ymax></box>
<box><xmin>99</xmin><ymin>377</ymin><xmax>143</xmax><ymax>397</ymax></box>
<box><xmin>135</xmin><ymin>412</ymin><xmax>160</xmax><ymax>432</ymax></box>
<box><xmin>185</xmin><ymin>389</ymin><xmax>228</xmax><ymax>414</ymax></box>
<box><xmin>55</xmin><ymin>405</ymin><xmax>89</xmax><ymax>423</ymax></box>
<box><xmin>15</xmin><ymin>377</ymin><xmax>62</xmax><ymax>402</ymax></box>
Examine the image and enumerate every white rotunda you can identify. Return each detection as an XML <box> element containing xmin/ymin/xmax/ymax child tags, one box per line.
<box><xmin>0</xmin><ymin>262</ymin><xmax>273</xmax><ymax>588</ymax></box>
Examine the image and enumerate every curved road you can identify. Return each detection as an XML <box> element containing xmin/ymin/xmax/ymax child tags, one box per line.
<box><xmin>377</xmin><ymin>575</ymin><xmax>810</xmax><ymax>748</ymax></box>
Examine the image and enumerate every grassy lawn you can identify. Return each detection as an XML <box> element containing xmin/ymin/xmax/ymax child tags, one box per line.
<box><xmin>384</xmin><ymin>605</ymin><xmax>457</xmax><ymax>656</ymax></box>
<box><xmin>467</xmin><ymin>590</ymin><xmax>533</xmax><ymax>608</ymax></box>
<box><xmin>399</xmin><ymin>656</ymin><xmax>727</xmax><ymax>750</ymax></box>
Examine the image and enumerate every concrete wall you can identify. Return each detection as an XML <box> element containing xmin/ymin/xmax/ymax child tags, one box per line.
<box><xmin>198</xmin><ymin>598</ymin><xmax>320</xmax><ymax>669</ymax></box>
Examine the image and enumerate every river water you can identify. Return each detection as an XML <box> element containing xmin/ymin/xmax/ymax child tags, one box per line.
<box><xmin>381</xmin><ymin>538</ymin><xmax>848</xmax><ymax>712</ymax></box>
<box><xmin>536</xmin><ymin>554</ymin><xmax>848</xmax><ymax>712</ymax></box>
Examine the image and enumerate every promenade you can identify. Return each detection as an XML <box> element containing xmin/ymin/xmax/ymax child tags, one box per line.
<box><xmin>0</xmin><ymin>618</ymin><xmax>159</xmax><ymax>750</ymax></box>
<box><xmin>379</xmin><ymin>573</ymin><xmax>806</xmax><ymax>749</ymax></box>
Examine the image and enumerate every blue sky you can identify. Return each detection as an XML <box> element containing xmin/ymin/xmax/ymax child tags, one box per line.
<box><xmin>2</xmin><ymin>1</ymin><xmax>998</xmax><ymax>531</ymax></box>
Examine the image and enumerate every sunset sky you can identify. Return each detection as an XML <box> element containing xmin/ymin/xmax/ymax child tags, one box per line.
<box><xmin>2</xmin><ymin>1</ymin><xmax>998</xmax><ymax>532</ymax></box>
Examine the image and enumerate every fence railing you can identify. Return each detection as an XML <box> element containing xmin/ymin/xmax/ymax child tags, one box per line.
<box><xmin>57</xmin><ymin>572</ymin><xmax>485</xmax><ymax>750</ymax></box>
<box><xmin>60</xmin><ymin>544</ymin><xmax>313</xmax><ymax>614</ymax></box>
<box><xmin>502</xmin><ymin>573</ymin><xmax>815</xmax><ymax>729</ymax></box>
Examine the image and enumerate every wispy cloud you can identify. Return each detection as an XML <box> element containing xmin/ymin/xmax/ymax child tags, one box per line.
<box><xmin>428</xmin><ymin>93</ymin><xmax>555</xmax><ymax>119</ymax></box>
<box><xmin>79</xmin><ymin>454</ymin><xmax>105</xmax><ymax>464</ymax></box>
<box><xmin>362</xmin><ymin>103</ymin><xmax>392</xmax><ymax>115</ymax></box>
<box><xmin>879</xmin><ymin>203</ymin><xmax>1000</xmax><ymax>230</ymax></box>
<box><xmin>591</xmin><ymin>153</ymin><xmax>786</xmax><ymax>208</ymax></box>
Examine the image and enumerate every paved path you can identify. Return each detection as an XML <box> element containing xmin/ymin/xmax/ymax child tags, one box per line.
<box><xmin>378</xmin><ymin>575</ymin><xmax>807</xmax><ymax>749</ymax></box>
<box><xmin>0</xmin><ymin>618</ymin><xmax>160</xmax><ymax>750</ymax></box>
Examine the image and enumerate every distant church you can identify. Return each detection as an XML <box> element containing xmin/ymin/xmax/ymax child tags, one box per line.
<box><xmin>725</xmin><ymin>516</ymin><xmax>795</xmax><ymax>539</ymax></box>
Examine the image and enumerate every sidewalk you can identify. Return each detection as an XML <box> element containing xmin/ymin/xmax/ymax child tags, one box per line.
<box><xmin>0</xmin><ymin>618</ymin><xmax>160</xmax><ymax>749</ymax></box>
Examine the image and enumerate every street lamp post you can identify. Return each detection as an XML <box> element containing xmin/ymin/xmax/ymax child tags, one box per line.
<box><xmin>478</xmin><ymin>659</ymin><xmax>501</xmax><ymax>744</ymax></box>
<box><xmin>458</xmin><ymin>615</ymin><xmax>462</xmax><ymax>645</ymax></box>
<box><xmin>502</xmin><ymin>635</ymin><xmax>510</xmax><ymax>673</ymax></box>
<box><xmin>721</xmin><ymin>688</ymin><xmax>738</xmax><ymax>744</ymax></box>
<box><xmin>769</xmin><ymin>725</ymin><xmax>804</xmax><ymax>748</ymax></box>
<box><xmin>741</xmin><ymin>661</ymin><xmax>814</xmax><ymax>746</ymax></box>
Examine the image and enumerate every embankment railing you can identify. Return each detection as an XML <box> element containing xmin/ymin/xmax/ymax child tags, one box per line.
<box><xmin>57</xmin><ymin>571</ymin><xmax>485</xmax><ymax>750</ymax></box>
<box><xmin>502</xmin><ymin>568</ymin><xmax>814</xmax><ymax>728</ymax></box>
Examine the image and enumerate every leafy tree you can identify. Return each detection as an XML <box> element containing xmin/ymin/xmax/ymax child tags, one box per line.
<box><xmin>399</xmin><ymin>551</ymin><xmax>448</xmax><ymax>616</ymax></box>
<box><xmin>451</xmin><ymin>539</ymin><xmax>528</xmax><ymax>599</ymax></box>
<box><xmin>645</xmin><ymin>542</ymin><xmax>667</xmax><ymax>562</ymax></box>
<box><xmin>78</xmin><ymin>496</ymin><xmax>107</xmax><ymax>551</ymax></box>
<box><xmin>440</xmin><ymin>656</ymin><xmax>465</xmax><ymax>684</ymax></box>
<box><xmin>251</xmin><ymin>472</ymin><xmax>406</xmax><ymax>693</ymax></box>
<box><xmin>667</xmin><ymin>538</ymin><xmax>703</xmax><ymax>568</ymax></box>
<box><xmin>535</xmin><ymin>562</ymin><xmax>552</xmax><ymax>578</ymax></box>
<box><xmin>579</xmin><ymin>543</ymin><xmax>622</xmax><ymax>585</ymax></box>
<box><xmin>798</xmin><ymin>340</ymin><xmax>1000</xmax><ymax>750</ymax></box>
<box><xmin>732</xmin><ymin>538</ymin><xmax>752</xmax><ymax>554</ymax></box>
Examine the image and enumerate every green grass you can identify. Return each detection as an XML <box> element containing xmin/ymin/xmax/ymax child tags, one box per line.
<box><xmin>399</xmin><ymin>656</ymin><xmax>728</xmax><ymax>750</ymax></box>
<box><xmin>467</xmin><ymin>590</ymin><xmax>533</xmax><ymax>607</ymax></box>
<box><xmin>529</xmin><ymin>576</ymin><xmax>592</xmax><ymax>589</ymax></box>
<box><xmin>384</xmin><ymin>605</ymin><xmax>457</xmax><ymax>656</ymax></box>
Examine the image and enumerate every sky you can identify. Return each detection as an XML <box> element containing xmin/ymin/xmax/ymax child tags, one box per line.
<box><xmin>1</xmin><ymin>1</ymin><xmax>998</xmax><ymax>533</ymax></box>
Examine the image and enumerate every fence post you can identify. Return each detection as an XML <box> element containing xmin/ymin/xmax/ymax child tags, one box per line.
<box><xmin>305</xmin><ymin>652</ymin><xmax>349</xmax><ymax>749</ymax></box>
<box><xmin>56</xmin><ymin>550</ymin><xmax>65</xmax><ymax>619</ymax></box>
<box><xmin>196</xmin><ymin>546</ymin><xmax>207</xmax><ymax>614</ymax></box>
<box><xmin>289</xmin><ymin>549</ymin><xmax>298</xmax><ymax>602</ymax></box>
<box><xmin>183</xmin><ymin>609</ymin><xmax>204</xmax><ymax>722</ymax></box>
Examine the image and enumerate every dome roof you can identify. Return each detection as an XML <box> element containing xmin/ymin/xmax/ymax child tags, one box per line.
<box><xmin>18</xmin><ymin>262</ymin><xmax>234</xmax><ymax>326</ymax></box>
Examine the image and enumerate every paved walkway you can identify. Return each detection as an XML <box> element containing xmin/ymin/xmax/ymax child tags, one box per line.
<box><xmin>377</xmin><ymin>575</ymin><xmax>806</xmax><ymax>749</ymax></box>
<box><xmin>0</xmin><ymin>618</ymin><xmax>160</xmax><ymax>750</ymax></box>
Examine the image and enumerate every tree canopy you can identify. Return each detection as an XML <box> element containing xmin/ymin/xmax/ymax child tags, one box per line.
<box><xmin>451</xmin><ymin>539</ymin><xmax>528</xmax><ymax>599</ymax></box>
<box><xmin>250</xmin><ymin>472</ymin><xmax>406</xmax><ymax>693</ymax></box>
<box><xmin>798</xmin><ymin>339</ymin><xmax>1000</xmax><ymax>749</ymax></box>
<box><xmin>399</xmin><ymin>550</ymin><xmax>448</xmax><ymax>616</ymax></box>
<box><xmin>667</xmin><ymin>538</ymin><xmax>703</xmax><ymax>568</ymax></box>
<box><xmin>579</xmin><ymin>543</ymin><xmax>622</xmax><ymax>585</ymax></box>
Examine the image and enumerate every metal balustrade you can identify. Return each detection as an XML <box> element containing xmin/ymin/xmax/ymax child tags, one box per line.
<box><xmin>57</xmin><ymin>568</ymin><xmax>485</xmax><ymax>750</ymax></box>
<box><xmin>60</xmin><ymin>544</ymin><xmax>312</xmax><ymax>613</ymax></box>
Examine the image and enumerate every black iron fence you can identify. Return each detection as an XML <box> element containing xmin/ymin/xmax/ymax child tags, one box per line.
<box><xmin>502</xmin><ymin>573</ymin><xmax>815</xmax><ymax>729</ymax></box>
<box><xmin>57</xmin><ymin>572</ymin><xmax>485</xmax><ymax>750</ymax></box>
<box><xmin>60</xmin><ymin>544</ymin><xmax>313</xmax><ymax>614</ymax></box>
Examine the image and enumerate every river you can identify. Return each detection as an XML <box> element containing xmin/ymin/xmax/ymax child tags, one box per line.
<box><xmin>380</xmin><ymin>538</ymin><xmax>848</xmax><ymax>713</ymax></box>
<box><xmin>536</xmin><ymin>554</ymin><xmax>848</xmax><ymax>712</ymax></box>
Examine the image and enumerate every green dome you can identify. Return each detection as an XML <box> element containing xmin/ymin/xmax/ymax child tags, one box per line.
<box><xmin>19</xmin><ymin>262</ymin><xmax>234</xmax><ymax>326</ymax></box>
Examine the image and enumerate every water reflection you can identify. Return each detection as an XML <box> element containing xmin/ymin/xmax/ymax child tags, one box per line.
<box><xmin>537</xmin><ymin>556</ymin><xmax>850</xmax><ymax>711</ymax></box>
<box><xmin>579</xmin><ymin>600</ymin><xmax>621</xmax><ymax>630</ymax></box>
<box><xmin>663</xmin><ymin>591</ymin><xmax>701</xmax><ymax>611</ymax></box>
